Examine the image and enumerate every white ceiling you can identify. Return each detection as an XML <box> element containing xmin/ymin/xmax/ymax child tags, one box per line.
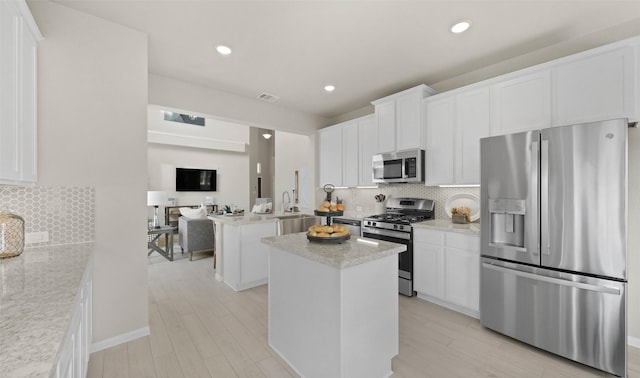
<box><xmin>49</xmin><ymin>0</ymin><xmax>640</xmax><ymax>120</ymax></box>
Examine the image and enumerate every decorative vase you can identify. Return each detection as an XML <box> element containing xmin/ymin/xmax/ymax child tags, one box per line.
<box><xmin>0</xmin><ymin>210</ymin><xmax>25</xmax><ymax>259</ymax></box>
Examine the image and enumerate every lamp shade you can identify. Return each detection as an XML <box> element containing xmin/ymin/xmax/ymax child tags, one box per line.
<box><xmin>147</xmin><ymin>191</ymin><xmax>167</xmax><ymax>207</ymax></box>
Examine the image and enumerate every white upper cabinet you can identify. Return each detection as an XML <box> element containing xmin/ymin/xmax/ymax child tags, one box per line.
<box><xmin>553</xmin><ymin>45</ymin><xmax>637</xmax><ymax>126</ymax></box>
<box><xmin>456</xmin><ymin>88</ymin><xmax>490</xmax><ymax>184</ymax></box>
<box><xmin>318</xmin><ymin>125</ymin><xmax>343</xmax><ymax>187</ymax></box>
<box><xmin>0</xmin><ymin>1</ymin><xmax>41</xmax><ymax>185</ymax></box>
<box><xmin>424</xmin><ymin>96</ymin><xmax>455</xmax><ymax>185</ymax></box>
<box><xmin>424</xmin><ymin>87</ymin><xmax>490</xmax><ymax>186</ymax></box>
<box><xmin>318</xmin><ymin>115</ymin><xmax>373</xmax><ymax>188</ymax></box>
<box><xmin>372</xmin><ymin>84</ymin><xmax>436</xmax><ymax>153</ymax></box>
<box><xmin>375</xmin><ymin>100</ymin><xmax>396</xmax><ymax>153</ymax></box>
<box><xmin>357</xmin><ymin>115</ymin><xmax>377</xmax><ymax>186</ymax></box>
<box><xmin>342</xmin><ymin>121</ymin><xmax>359</xmax><ymax>187</ymax></box>
<box><xmin>395</xmin><ymin>91</ymin><xmax>424</xmax><ymax>151</ymax></box>
<box><xmin>490</xmin><ymin>71</ymin><xmax>552</xmax><ymax>135</ymax></box>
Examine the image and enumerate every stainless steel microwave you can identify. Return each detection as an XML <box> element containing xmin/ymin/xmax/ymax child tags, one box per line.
<box><xmin>372</xmin><ymin>149</ymin><xmax>425</xmax><ymax>184</ymax></box>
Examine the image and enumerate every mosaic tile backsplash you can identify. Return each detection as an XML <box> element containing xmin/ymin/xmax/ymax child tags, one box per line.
<box><xmin>317</xmin><ymin>184</ymin><xmax>481</xmax><ymax>221</ymax></box>
<box><xmin>0</xmin><ymin>186</ymin><xmax>95</xmax><ymax>247</ymax></box>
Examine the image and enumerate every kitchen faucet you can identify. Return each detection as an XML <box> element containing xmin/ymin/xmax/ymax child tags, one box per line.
<box><xmin>282</xmin><ymin>190</ymin><xmax>291</xmax><ymax>212</ymax></box>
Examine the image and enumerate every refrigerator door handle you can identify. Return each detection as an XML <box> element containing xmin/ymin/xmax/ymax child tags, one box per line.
<box><xmin>540</xmin><ymin>139</ymin><xmax>550</xmax><ymax>256</ymax></box>
<box><xmin>531</xmin><ymin>140</ymin><xmax>540</xmax><ymax>256</ymax></box>
<box><xmin>482</xmin><ymin>262</ymin><xmax>621</xmax><ymax>295</ymax></box>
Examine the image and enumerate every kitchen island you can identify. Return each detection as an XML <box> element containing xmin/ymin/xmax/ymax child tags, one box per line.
<box><xmin>262</xmin><ymin>232</ymin><xmax>406</xmax><ymax>378</ymax></box>
<box><xmin>210</xmin><ymin>213</ymin><xmax>279</xmax><ymax>290</ymax></box>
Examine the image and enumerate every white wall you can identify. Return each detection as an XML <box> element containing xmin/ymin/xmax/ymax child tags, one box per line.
<box><xmin>28</xmin><ymin>1</ymin><xmax>149</xmax><ymax>347</ymax></box>
<box><xmin>274</xmin><ymin>131</ymin><xmax>316</xmax><ymax>212</ymax></box>
<box><xmin>149</xmin><ymin>74</ymin><xmax>327</xmax><ymax>135</ymax></box>
<box><xmin>148</xmin><ymin>143</ymin><xmax>250</xmax><ymax>212</ymax></box>
<box><xmin>147</xmin><ymin>107</ymin><xmax>251</xmax><ymax>212</ymax></box>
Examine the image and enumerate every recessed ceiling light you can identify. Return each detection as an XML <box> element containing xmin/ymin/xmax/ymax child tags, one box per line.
<box><xmin>324</xmin><ymin>84</ymin><xmax>336</xmax><ymax>92</ymax></box>
<box><xmin>262</xmin><ymin>133</ymin><xmax>272</xmax><ymax>139</ymax></box>
<box><xmin>216</xmin><ymin>45</ymin><xmax>232</xmax><ymax>55</ymax></box>
<box><xmin>450</xmin><ymin>20</ymin><xmax>471</xmax><ymax>34</ymax></box>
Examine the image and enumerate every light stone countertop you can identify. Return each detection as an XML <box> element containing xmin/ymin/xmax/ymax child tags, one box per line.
<box><xmin>0</xmin><ymin>242</ymin><xmax>94</xmax><ymax>378</ymax></box>
<box><xmin>210</xmin><ymin>211</ymin><xmax>316</xmax><ymax>225</ymax></box>
<box><xmin>413</xmin><ymin>219</ymin><xmax>481</xmax><ymax>236</ymax></box>
<box><xmin>262</xmin><ymin>232</ymin><xmax>406</xmax><ymax>269</ymax></box>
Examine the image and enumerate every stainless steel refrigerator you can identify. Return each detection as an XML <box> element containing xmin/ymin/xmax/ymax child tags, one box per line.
<box><xmin>480</xmin><ymin>118</ymin><xmax>628</xmax><ymax>377</ymax></box>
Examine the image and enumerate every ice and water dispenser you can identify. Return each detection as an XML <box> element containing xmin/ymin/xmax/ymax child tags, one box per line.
<box><xmin>489</xmin><ymin>199</ymin><xmax>526</xmax><ymax>249</ymax></box>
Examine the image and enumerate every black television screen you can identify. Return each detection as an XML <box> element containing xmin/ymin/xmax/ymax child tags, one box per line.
<box><xmin>176</xmin><ymin>168</ymin><xmax>217</xmax><ymax>191</ymax></box>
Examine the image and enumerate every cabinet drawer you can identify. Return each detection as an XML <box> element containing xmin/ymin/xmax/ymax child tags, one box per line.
<box><xmin>445</xmin><ymin>232</ymin><xmax>479</xmax><ymax>251</ymax></box>
<box><xmin>414</xmin><ymin>228</ymin><xmax>444</xmax><ymax>244</ymax></box>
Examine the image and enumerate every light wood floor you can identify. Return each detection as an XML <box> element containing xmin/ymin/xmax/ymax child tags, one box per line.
<box><xmin>88</xmin><ymin>250</ymin><xmax>640</xmax><ymax>378</ymax></box>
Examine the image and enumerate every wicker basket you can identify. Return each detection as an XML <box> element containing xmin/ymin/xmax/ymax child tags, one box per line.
<box><xmin>452</xmin><ymin>214</ymin><xmax>469</xmax><ymax>224</ymax></box>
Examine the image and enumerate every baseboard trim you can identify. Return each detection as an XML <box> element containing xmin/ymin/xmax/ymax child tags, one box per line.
<box><xmin>629</xmin><ymin>336</ymin><xmax>640</xmax><ymax>349</ymax></box>
<box><xmin>90</xmin><ymin>326</ymin><xmax>150</xmax><ymax>353</ymax></box>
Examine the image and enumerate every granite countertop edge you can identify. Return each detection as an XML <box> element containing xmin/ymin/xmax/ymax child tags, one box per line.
<box><xmin>0</xmin><ymin>242</ymin><xmax>95</xmax><ymax>378</ymax></box>
<box><xmin>210</xmin><ymin>211</ymin><xmax>317</xmax><ymax>225</ymax></box>
<box><xmin>413</xmin><ymin>219</ymin><xmax>481</xmax><ymax>235</ymax></box>
<box><xmin>262</xmin><ymin>232</ymin><xmax>406</xmax><ymax>269</ymax></box>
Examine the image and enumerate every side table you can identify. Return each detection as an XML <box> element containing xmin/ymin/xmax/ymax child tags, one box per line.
<box><xmin>148</xmin><ymin>226</ymin><xmax>177</xmax><ymax>261</ymax></box>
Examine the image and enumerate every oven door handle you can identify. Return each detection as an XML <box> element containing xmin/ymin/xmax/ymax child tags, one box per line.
<box><xmin>362</xmin><ymin>228</ymin><xmax>411</xmax><ymax>241</ymax></box>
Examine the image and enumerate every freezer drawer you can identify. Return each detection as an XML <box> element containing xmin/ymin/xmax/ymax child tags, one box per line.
<box><xmin>480</xmin><ymin>258</ymin><xmax>626</xmax><ymax>377</ymax></box>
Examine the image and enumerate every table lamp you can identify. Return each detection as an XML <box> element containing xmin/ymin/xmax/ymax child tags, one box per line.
<box><xmin>147</xmin><ymin>191</ymin><xmax>167</xmax><ymax>228</ymax></box>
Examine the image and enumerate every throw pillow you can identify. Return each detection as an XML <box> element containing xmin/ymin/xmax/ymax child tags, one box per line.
<box><xmin>179</xmin><ymin>206</ymin><xmax>207</xmax><ymax>219</ymax></box>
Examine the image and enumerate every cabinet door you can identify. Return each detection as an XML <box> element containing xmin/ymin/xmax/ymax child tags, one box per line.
<box><xmin>358</xmin><ymin>116</ymin><xmax>377</xmax><ymax>186</ymax></box>
<box><xmin>456</xmin><ymin>88</ymin><xmax>490</xmax><ymax>184</ymax></box>
<box><xmin>318</xmin><ymin>126</ymin><xmax>343</xmax><ymax>186</ymax></box>
<box><xmin>342</xmin><ymin>121</ymin><xmax>359</xmax><ymax>187</ymax></box>
<box><xmin>414</xmin><ymin>241</ymin><xmax>445</xmax><ymax>299</ymax></box>
<box><xmin>444</xmin><ymin>233</ymin><xmax>480</xmax><ymax>312</ymax></box>
<box><xmin>491</xmin><ymin>71</ymin><xmax>551</xmax><ymax>135</ymax></box>
<box><xmin>424</xmin><ymin>97</ymin><xmax>454</xmax><ymax>185</ymax></box>
<box><xmin>396</xmin><ymin>92</ymin><xmax>423</xmax><ymax>151</ymax></box>
<box><xmin>18</xmin><ymin>20</ymin><xmax>38</xmax><ymax>182</ymax></box>
<box><xmin>240</xmin><ymin>222</ymin><xmax>276</xmax><ymax>284</ymax></box>
<box><xmin>376</xmin><ymin>100</ymin><xmax>396</xmax><ymax>153</ymax></box>
<box><xmin>553</xmin><ymin>46</ymin><xmax>636</xmax><ymax>126</ymax></box>
<box><xmin>0</xmin><ymin>3</ymin><xmax>20</xmax><ymax>182</ymax></box>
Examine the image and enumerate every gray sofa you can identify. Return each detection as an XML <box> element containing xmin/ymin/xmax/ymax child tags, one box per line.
<box><xmin>178</xmin><ymin>216</ymin><xmax>215</xmax><ymax>267</ymax></box>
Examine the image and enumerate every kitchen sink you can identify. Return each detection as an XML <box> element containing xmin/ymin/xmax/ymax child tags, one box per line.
<box><xmin>276</xmin><ymin>214</ymin><xmax>316</xmax><ymax>235</ymax></box>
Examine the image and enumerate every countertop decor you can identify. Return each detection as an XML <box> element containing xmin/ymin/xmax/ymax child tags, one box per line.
<box><xmin>0</xmin><ymin>210</ymin><xmax>25</xmax><ymax>259</ymax></box>
<box><xmin>0</xmin><ymin>243</ymin><xmax>94</xmax><ymax>377</ymax></box>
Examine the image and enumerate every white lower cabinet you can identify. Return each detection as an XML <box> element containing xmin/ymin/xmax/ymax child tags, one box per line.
<box><xmin>55</xmin><ymin>256</ymin><xmax>93</xmax><ymax>378</ymax></box>
<box><xmin>414</xmin><ymin>228</ymin><xmax>480</xmax><ymax>318</ymax></box>
<box><xmin>223</xmin><ymin>221</ymin><xmax>277</xmax><ymax>291</ymax></box>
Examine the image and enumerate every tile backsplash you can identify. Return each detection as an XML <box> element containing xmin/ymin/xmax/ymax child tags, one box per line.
<box><xmin>0</xmin><ymin>186</ymin><xmax>95</xmax><ymax>247</ymax></box>
<box><xmin>317</xmin><ymin>184</ymin><xmax>480</xmax><ymax>221</ymax></box>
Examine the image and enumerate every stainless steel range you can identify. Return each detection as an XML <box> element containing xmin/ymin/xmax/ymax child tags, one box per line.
<box><xmin>362</xmin><ymin>197</ymin><xmax>435</xmax><ymax>297</ymax></box>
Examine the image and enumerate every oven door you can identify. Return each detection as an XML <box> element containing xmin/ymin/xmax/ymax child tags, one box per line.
<box><xmin>362</xmin><ymin>228</ymin><xmax>414</xmax><ymax>296</ymax></box>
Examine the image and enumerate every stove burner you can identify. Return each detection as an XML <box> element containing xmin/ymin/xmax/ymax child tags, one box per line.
<box><xmin>366</xmin><ymin>213</ymin><xmax>429</xmax><ymax>225</ymax></box>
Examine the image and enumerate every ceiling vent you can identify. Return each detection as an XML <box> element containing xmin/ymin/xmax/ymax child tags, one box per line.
<box><xmin>256</xmin><ymin>92</ymin><xmax>280</xmax><ymax>102</ymax></box>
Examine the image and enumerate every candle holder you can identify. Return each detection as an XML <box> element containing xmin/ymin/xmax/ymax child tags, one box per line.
<box><xmin>0</xmin><ymin>210</ymin><xmax>25</xmax><ymax>259</ymax></box>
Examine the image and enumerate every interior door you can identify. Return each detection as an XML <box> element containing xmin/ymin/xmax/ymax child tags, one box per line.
<box><xmin>540</xmin><ymin>119</ymin><xmax>627</xmax><ymax>279</ymax></box>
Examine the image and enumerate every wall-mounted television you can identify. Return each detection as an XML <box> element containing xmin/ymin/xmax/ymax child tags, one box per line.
<box><xmin>176</xmin><ymin>168</ymin><xmax>217</xmax><ymax>192</ymax></box>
